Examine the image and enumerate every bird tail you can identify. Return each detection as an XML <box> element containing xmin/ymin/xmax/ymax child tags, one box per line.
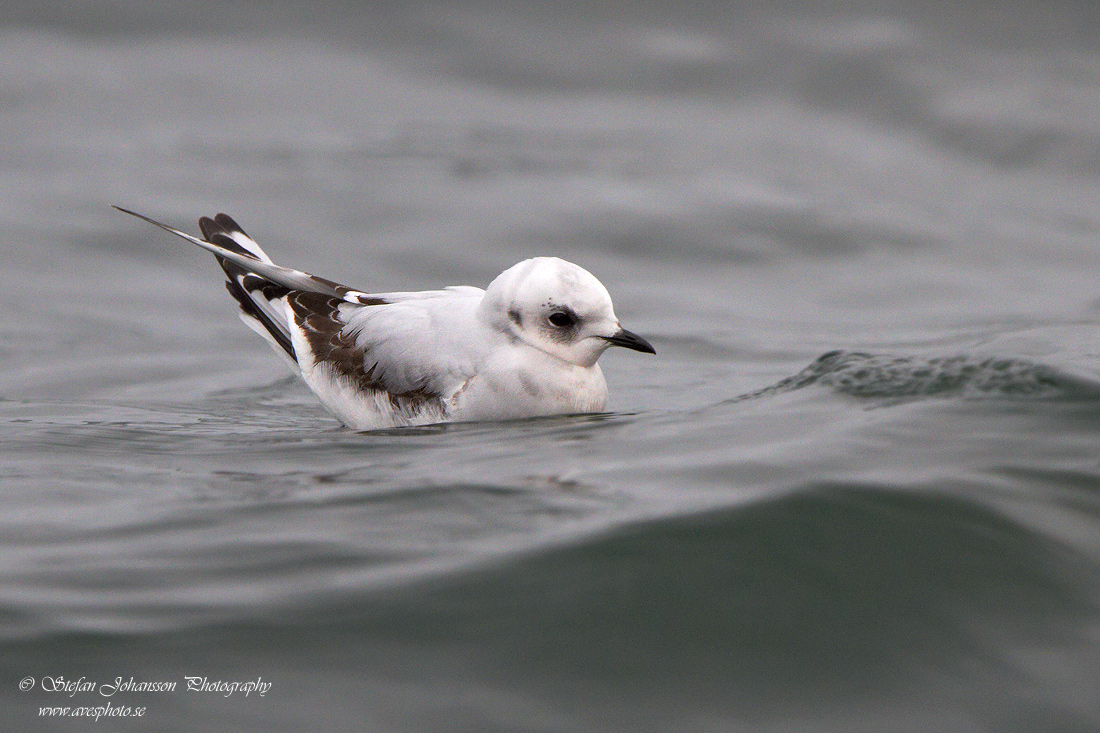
<box><xmin>114</xmin><ymin>206</ymin><xmax>395</xmax><ymax>374</ymax></box>
<box><xmin>196</xmin><ymin>213</ymin><xmax>299</xmax><ymax>363</ymax></box>
<box><xmin>114</xmin><ymin>206</ymin><xmax>300</xmax><ymax>367</ymax></box>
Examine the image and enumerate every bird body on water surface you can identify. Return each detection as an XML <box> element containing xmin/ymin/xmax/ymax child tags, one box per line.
<box><xmin>115</xmin><ymin>207</ymin><xmax>655</xmax><ymax>430</ymax></box>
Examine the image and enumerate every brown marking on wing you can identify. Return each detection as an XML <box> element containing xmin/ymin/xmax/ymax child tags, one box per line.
<box><xmin>287</xmin><ymin>292</ymin><xmax>442</xmax><ymax>415</ymax></box>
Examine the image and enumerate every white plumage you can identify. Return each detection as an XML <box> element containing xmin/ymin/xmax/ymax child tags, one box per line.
<box><xmin>115</xmin><ymin>207</ymin><xmax>655</xmax><ymax>430</ymax></box>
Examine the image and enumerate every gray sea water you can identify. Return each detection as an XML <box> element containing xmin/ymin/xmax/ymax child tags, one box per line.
<box><xmin>4</xmin><ymin>1</ymin><xmax>1100</xmax><ymax>730</ymax></box>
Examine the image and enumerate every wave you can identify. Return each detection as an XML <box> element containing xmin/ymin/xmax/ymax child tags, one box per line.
<box><xmin>733</xmin><ymin>350</ymin><xmax>1100</xmax><ymax>402</ymax></box>
<box><xmin>4</xmin><ymin>483</ymin><xmax>1094</xmax><ymax>732</ymax></box>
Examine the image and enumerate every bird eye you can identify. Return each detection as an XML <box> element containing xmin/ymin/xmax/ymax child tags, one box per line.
<box><xmin>547</xmin><ymin>311</ymin><xmax>575</xmax><ymax>328</ymax></box>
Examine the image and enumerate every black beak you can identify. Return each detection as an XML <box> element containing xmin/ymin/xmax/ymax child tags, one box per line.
<box><xmin>602</xmin><ymin>328</ymin><xmax>656</xmax><ymax>354</ymax></box>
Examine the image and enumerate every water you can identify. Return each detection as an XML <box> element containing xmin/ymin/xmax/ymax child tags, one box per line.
<box><xmin>3</xmin><ymin>1</ymin><xmax>1100</xmax><ymax>730</ymax></box>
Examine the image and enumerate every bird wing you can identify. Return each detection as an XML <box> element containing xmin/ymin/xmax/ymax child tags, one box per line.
<box><xmin>116</xmin><ymin>206</ymin><xmax>488</xmax><ymax>427</ymax></box>
<box><xmin>284</xmin><ymin>289</ymin><xmax>485</xmax><ymax>427</ymax></box>
<box><xmin>289</xmin><ymin>290</ymin><xmax>483</xmax><ymax>395</ymax></box>
<box><xmin>114</xmin><ymin>206</ymin><xmax>379</xmax><ymax>302</ymax></box>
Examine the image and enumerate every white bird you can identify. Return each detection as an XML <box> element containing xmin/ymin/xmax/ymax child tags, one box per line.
<box><xmin>115</xmin><ymin>207</ymin><xmax>655</xmax><ymax>430</ymax></box>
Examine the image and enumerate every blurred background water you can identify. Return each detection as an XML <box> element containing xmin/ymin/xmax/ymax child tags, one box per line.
<box><xmin>3</xmin><ymin>1</ymin><xmax>1100</xmax><ymax>730</ymax></box>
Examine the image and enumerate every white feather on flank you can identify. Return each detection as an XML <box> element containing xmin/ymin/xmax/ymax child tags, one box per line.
<box><xmin>115</xmin><ymin>206</ymin><xmax>655</xmax><ymax>429</ymax></box>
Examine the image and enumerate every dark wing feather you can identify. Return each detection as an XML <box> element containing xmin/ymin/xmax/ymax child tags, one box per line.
<box><xmin>286</xmin><ymin>291</ymin><xmax>443</xmax><ymax>415</ymax></box>
<box><xmin>113</xmin><ymin>206</ymin><xmax>362</xmax><ymax>300</ymax></box>
<box><xmin>193</xmin><ymin>213</ymin><xmax>297</xmax><ymax>359</ymax></box>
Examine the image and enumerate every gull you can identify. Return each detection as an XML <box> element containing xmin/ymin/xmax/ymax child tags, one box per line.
<box><xmin>114</xmin><ymin>207</ymin><xmax>655</xmax><ymax>430</ymax></box>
